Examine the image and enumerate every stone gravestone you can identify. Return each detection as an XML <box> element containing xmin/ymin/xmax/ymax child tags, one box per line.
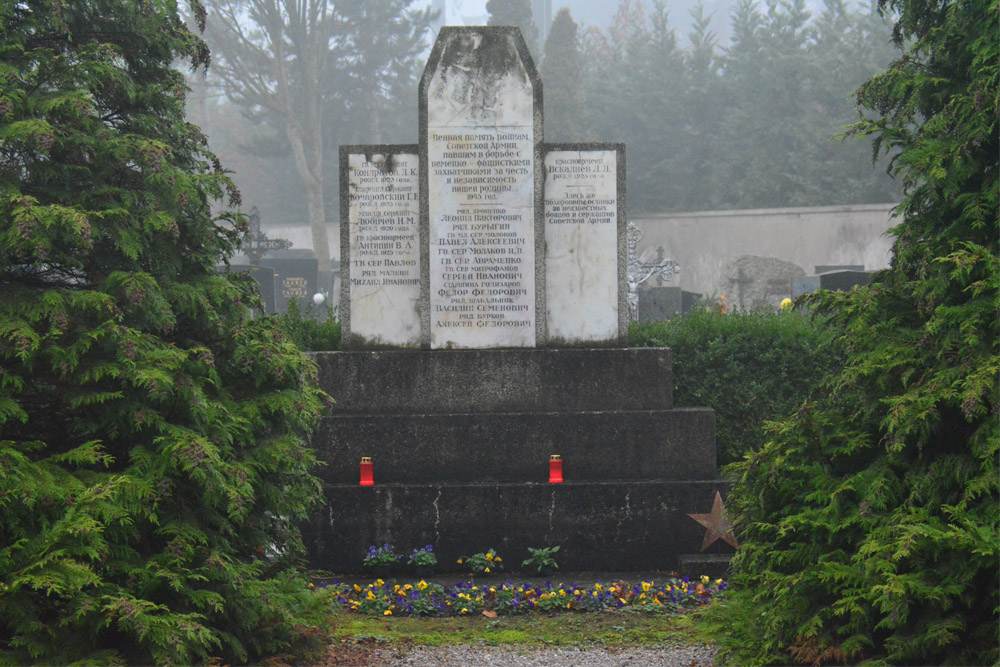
<box><xmin>309</xmin><ymin>26</ymin><xmax>729</xmax><ymax>576</ymax></box>
<box><xmin>340</xmin><ymin>27</ymin><xmax>626</xmax><ymax>348</ymax></box>
<box><xmin>339</xmin><ymin>147</ymin><xmax>421</xmax><ymax>347</ymax></box>
<box><xmin>423</xmin><ymin>29</ymin><xmax>542</xmax><ymax>348</ymax></box>
<box><xmin>638</xmin><ymin>286</ymin><xmax>682</xmax><ymax>321</ymax></box>
<box><xmin>819</xmin><ymin>269</ymin><xmax>873</xmax><ymax>292</ymax></box>
<box><xmin>794</xmin><ymin>267</ymin><xmax>873</xmax><ymax>297</ymax></box>
<box><xmin>266</xmin><ymin>256</ymin><xmax>319</xmax><ymax>313</ymax></box>
<box><xmin>721</xmin><ymin>255</ymin><xmax>805</xmax><ymax>310</ymax></box>
<box><xmin>544</xmin><ymin>144</ymin><xmax>627</xmax><ymax>343</ymax></box>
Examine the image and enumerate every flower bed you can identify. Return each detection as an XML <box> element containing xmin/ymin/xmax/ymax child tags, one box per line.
<box><xmin>315</xmin><ymin>576</ymin><xmax>727</xmax><ymax>617</ymax></box>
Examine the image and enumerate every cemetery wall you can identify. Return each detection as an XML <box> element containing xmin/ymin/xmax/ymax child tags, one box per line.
<box><xmin>633</xmin><ymin>202</ymin><xmax>896</xmax><ymax>298</ymax></box>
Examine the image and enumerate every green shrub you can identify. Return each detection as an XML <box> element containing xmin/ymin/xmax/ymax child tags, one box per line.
<box><xmin>629</xmin><ymin>309</ymin><xmax>840</xmax><ymax>465</ymax></box>
<box><xmin>274</xmin><ymin>299</ymin><xmax>341</xmax><ymax>351</ymax></box>
<box><xmin>0</xmin><ymin>2</ymin><xmax>328</xmax><ymax>663</ymax></box>
<box><xmin>706</xmin><ymin>0</ymin><xmax>999</xmax><ymax>662</ymax></box>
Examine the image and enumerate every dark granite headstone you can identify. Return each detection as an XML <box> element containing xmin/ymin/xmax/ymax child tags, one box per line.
<box><xmin>263</xmin><ymin>257</ymin><xmax>319</xmax><ymax>311</ymax></box>
<box><xmin>819</xmin><ymin>270</ymin><xmax>873</xmax><ymax>292</ymax></box>
<box><xmin>682</xmin><ymin>290</ymin><xmax>703</xmax><ymax>315</ymax></box>
<box><xmin>638</xmin><ymin>286</ymin><xmax>682</xmax><ymax>321</ymax></box>
<box><xmin>815</xmin><ymin>264</ymin><xmax>864</xmax><ymax>274</ymax></box>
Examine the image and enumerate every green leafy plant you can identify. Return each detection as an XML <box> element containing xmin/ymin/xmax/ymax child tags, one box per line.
<box><xmin>458</xmin><ymin>548</ymin><xmax>503</xmax><ymax>575</ymax></box>
<box><xmin>363</xmin><ymin>544</ymin><xmax>401</xmax><ymax>568</ymax></box>
<box><xmin>407</xmin><ymin>545</ymin><xmax>438</xmax><ymax>567</ymax></box>
<box><xmin>274</xmin><ymin>298</ymin><xmax>341</xmax><ymax>351</ymax></box>
<box><xmin>521</xmin><ymin>546</ymin><xmax>560</xmax><ymax>574</ymax></box>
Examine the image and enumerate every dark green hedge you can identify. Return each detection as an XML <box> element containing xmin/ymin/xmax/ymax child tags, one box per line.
<box><xmin>629</xmin><ymin>309</ymin><xmax>840</xmax><ymax>465</ymax></box>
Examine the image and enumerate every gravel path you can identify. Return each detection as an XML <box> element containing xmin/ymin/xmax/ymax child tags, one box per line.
<box><xmin>366</xmin><ymin>644</ymin><xmax>719</xmax><ymax>666</ymax></box>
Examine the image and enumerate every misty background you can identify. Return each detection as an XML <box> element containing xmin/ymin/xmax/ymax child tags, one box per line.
<box><xmin>186</xmin><ymin>0</ymin><xmax>901</xmax><ymax>270</ymax></box>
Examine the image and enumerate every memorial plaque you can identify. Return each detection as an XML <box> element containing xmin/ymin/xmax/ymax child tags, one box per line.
<box><xmin>340</xmin><ymin>146</ymin><xmax>421</xmax><ymax>347</ymax></box>
<box><xmin>544</xmin><ymin>145</ymin><xmax>625</xmax><ymax>343</ymax></box>
<box><xmin>421</xmin><ymin>27</ymin><xmax>542</xmax><ymax>349</ymax></box>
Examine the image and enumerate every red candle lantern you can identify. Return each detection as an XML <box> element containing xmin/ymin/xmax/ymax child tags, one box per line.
<box><xmin>359</xmin><ymin>456</ymin><xmax>374</xmax><ymax>486</ymax></box>
<box><xmin>549</xmin><ymin>455</ymin><xmax>563</xmax><ymax>484</ymax></box>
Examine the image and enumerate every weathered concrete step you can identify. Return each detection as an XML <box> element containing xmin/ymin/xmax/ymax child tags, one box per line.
<box><xmin>309</xmin><ymin>348</ymin><xmax>673</xmax><ymax>414</ymax></box>
<box><xmin>303</xmin><ymin>480</ymin><xmax>735</xmax><ymax>573</ymax></box>
<box><xmin>313</xmin><ymin>408</ymin><xmax>715</xmax><ymax>483</ymax></box>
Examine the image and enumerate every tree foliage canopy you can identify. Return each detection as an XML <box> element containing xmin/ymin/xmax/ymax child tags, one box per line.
<box><xmin>0</xmin><ymin>0</ymin><xmax>326</xmax><ymax>663</ymax></box>
<box><xmin>486</xmin><ymin>0</ymin><xmax>540</xmax><ymax>60</ymax></box>
<box><xmin>713</xmin><ymin>0</ymin><xmax>999</xmax><ymax>662</ymax></box>
<box><xmin>573</xmin><ymin>0</ymin><xmax>902</xmax><ymax>213</ymax></box>
<box><xmin>200</xmin><ymin>0</ymin><xmax>433</xmax><ymax>270</ymax></box>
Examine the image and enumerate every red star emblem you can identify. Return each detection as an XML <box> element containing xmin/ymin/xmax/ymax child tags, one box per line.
<box><xmin>688</xmin><ymin>491</ymin><xmax>739</xmax><ymax>551</ymax></box>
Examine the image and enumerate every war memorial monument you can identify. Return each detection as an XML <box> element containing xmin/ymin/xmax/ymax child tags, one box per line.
<box><xmin>303</xmin><ymin>26</ymin><xmax>733</xmax><ymax>574</ymax></box>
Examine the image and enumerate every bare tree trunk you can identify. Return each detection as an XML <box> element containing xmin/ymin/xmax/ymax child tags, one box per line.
<box><xmin>306</xmin><ymin>182</ymin><xmax>330</xmax><ymax>270</ymax></box>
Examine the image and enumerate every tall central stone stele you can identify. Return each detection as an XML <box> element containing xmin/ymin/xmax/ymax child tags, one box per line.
<box><xmin>340</xmin><ymin>26</ymin><xmax>626</xmax><ymax>349</ymax></box>
<box><xmin>421</xmin><ymin>27</ymin><xmax>543</xmax><ymax>348</ymax></box>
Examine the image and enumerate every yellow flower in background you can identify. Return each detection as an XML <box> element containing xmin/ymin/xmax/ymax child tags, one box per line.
<box><xmin>701</xmin><ymin>575</ymin><xmax>710</xmax><ymax>583</ymax></box>
<box><xmin>457</xmin><ymin>558</ymin><xmax>463</xmax><ymax>564</ymax></box>
<box><xmin>484</xmin><ymin>567</ymin><xmax>490</xmax><ymax>573</ymax></box>
<box><xmin>486</xmin><ymin>552</ymin><xmax>494</xmax><ymax>561</ymax></box>
<box><xmin>781</xmin><ymin>297</ymin><xmax>793</xmax><ymax>309</ymax></box>
<box><xmin>383</xmin><ymin>610</ymin><xmax>392</xmax><ymax>616</ymax></box>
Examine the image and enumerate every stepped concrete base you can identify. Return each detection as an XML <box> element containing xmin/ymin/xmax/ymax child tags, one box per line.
<box><xmin>309</xmin><ymin>348</ymin><xmax>673</xmax><ymax>414</ymax></box>
<box><xmin>304</xmin><ymin>480</ymin><xmax>729</xmax><ymax>574</ymax></box>
<box><xmin>315</xmin><ymin>408</ymin><xmax>715</xmax><ymax>484</ymax></box>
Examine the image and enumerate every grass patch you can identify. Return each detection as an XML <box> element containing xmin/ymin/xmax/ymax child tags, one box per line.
<box><xmin>329</xmin><ymin>608</ymin><xmax>708</xmax><ymax>648</ymax></box>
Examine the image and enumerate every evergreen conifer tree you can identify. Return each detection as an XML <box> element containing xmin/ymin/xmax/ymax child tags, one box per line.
<box><xmin>540</xmin><ymin>7</ymin><xmax>582</xmax><ymax>142</ymax></box>
<box><xmin>714</xmin><ymin>0</ymin><xmax>999</xmax><ymax>662</ymax></box>
<box><xmin>0</xmin><ymin>0</ymin><xmax>326</xmax><ymax>663</ymax></box>
<box><xmin>486</xmin><ymin>0</ymin><xmax>540</xmax><ymax>60</ymax></box>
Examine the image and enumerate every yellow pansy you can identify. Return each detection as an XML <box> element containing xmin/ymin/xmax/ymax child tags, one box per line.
<box><xmin>383</xmin><ymin>609</ymin><xmax>392</xmax><ymax>616</ymax></box>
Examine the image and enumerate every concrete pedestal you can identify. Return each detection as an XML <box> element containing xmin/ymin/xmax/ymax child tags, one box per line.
<box><xmin>303</xmin><ymin>349</ymin><xmax>733</xmax><ymax>574</ymax></box>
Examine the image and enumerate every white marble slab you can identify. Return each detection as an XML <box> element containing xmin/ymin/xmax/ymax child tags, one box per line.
<box><xmin>544</xmin><ymin>149</ymin><xmax>620</xmax><ymax>343</ymax></box>
<box><xmin>426</xmin><ymin>31</ymin><xmax>537</xmax><ymax>349</ymax></box>
<box><xmin>346</xmin><ymin>152</ymin><xmax>420</xmax><ymax>346</ymax></box>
